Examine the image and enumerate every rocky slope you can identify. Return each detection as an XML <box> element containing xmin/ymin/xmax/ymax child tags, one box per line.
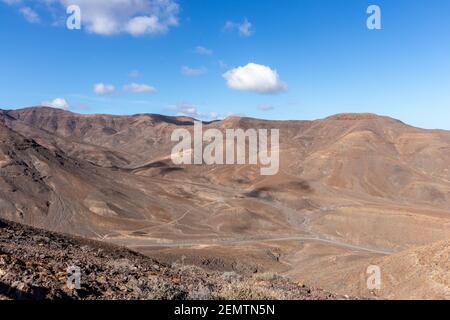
<box><xmin>0</xmin><ymin>218</ymin><xmax>343</xmax><ymax>300</ymax></box>
<box><xmin>346</xmin><ymin>239</ymin><xmax>450</xmax><ymax>299</ymax></box>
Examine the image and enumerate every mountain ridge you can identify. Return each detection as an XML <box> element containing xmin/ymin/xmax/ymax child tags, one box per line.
<box><xmin>2</xmin><ymin>106</ymin><xmax>430</xmax><ymax>128</ymax></box>
<box><xmin>0</xmin><ymin>106</ymin><xmax>449</xmax><ymax>299</ymax></box>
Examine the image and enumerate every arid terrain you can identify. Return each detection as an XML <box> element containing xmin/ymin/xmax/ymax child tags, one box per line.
<box><xmin>1</xmin><ymin>218</ymin><xmax>342</xmax><ymax>300</ymax></box>
<box><xmin>0</xmin><ymin>106</ymin><xmax>449</xmax><ymax>299</ymax></box>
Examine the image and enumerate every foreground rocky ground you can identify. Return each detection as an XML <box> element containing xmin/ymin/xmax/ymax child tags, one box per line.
<box><xmin>0</xmin><ymin>219</ymin><xmax>346</xmax><ymax>300</ymax></box>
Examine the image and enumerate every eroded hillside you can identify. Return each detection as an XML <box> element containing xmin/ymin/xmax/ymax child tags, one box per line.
<box><xmin>1</xmin><ymin>107</ymin><xmax>449</xmax><ymax>299</ymax></box>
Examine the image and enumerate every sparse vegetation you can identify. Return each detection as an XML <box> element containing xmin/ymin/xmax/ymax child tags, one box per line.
<box><xmin>0</xmin><ymin>219</ymin><xmax>346</xmax><ymax>300</ymax></box>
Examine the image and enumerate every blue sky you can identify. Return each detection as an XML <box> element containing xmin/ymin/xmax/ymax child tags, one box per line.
<box><xmin>0</xmin><ymin>0</ymin><xmax>449</xmax><ymax>129</ymax></box>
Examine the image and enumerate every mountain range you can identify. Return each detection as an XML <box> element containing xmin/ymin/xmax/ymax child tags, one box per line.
<box><xmin>0</xmin><ymin>107</ymin><xmax>449</xmax><ymax>299</ymax></box>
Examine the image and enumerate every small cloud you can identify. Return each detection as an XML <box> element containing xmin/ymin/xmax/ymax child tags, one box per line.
<box><xmin>175</xmin><ymin>102</ymin><xmax>199</xmax><ymax>118</ymax></box>
<box><xmin>173</xmin><ymin>102</ymin><xmax>219</xmax><ymax>120</ymax></box>
<box><xmin>124</xmin><ymin>15</ymin><xmax>167</xmax><ymax>36</ymax></box>
<box><xmin>223</xmin><ymin>63</ymin><xmax>287</xmax><ymax>94</ymax></box>
<box><xmin>194</xmin><ymin>46</ymin><xmax>213</xmax><ymax>55</ymax></box>
<box><xmin>257</xmin><ymin>104</ymin><xmax>274</xmax><ymax>111</ymax></box>
<box><xmin>181</xmin><ymin>66</ymin><xmax>208</xmax><ymax>77</ymax></box>
<box><xmin>3</xmin><ymin>0</ymin><xmax>180</xmax><ymax>36</ymax></box>
<box><xmin>124</xmin><ymin>83</ymin><xmax>157</xmax><ymax>94</ymax></box>
<box><xmin>224</xmin><ymin>18</ymin><xmax>254</xmax><ymax>37</ymax></box>
<box><xmin>20</xmin><ymin>6</ymin><xmax>40</xmax><ymax>23</ymax></box>
<box><xmin>93</xmin><ymin>83</ymin><xmax>116</xmax><ymax>95</ymax></box>
<box><xmin>42</xmin><ymin>98</ymin><xmax>69</xmax><ymax>110</ymax></box>
<box><xmin>129</xmin><ymin>70</ymin><xmax>142</xmax><ymax>78</ymax></box>
<box><xmin>64</xmin><ymin>0</ymin><xmax>180</xmax><ymax>36</ymax></box>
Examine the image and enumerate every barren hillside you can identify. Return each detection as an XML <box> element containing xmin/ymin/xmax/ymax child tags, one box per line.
<box><xmin>0</xmin><ymin>107</ymin><xmax>449</xmax><ymax>299</ymax></box>
<box><xmin>1</xmin><ymin>218</ymin><xmax>341</xmax><ymax>300</ymax></box>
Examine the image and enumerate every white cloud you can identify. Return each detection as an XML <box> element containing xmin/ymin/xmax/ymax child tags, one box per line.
<box><xmin>194</xmin><ymin>46</ymin><xmax>212</xmax><ymax>55</ymax></box>
<box><xmin>125</xmin><ymin>15</ymin><xmax>165</xmax><ymax>36</ymax></box>
<box><xmin>4</xmin><ymin>0</ymin><xmax>180</xmax><ymax>36</ymax></box>
<box><xmin>59</xmin><ymin>0</ymin><xmax>179</xmax><ymax>36</ymax></box>
<box><xmin>174</xmin><ymin>102</ymin><xmax>219</xmax><ymax>120</ymax></box>
<box><xmin>175</xmin><ymin>102</ymin><xmax>198</xmax><ymax>118</ymax></box>
<box><xmin>223</xmin><ymin>63</ymin><xmax>287</xmax><ymax>94</ymax></box>
<box><xmin>93</xmin><ymin>83</ymin><xmax>116</xmax><ymax>95</ymax></box>
<box><xmin>224</xmin><ymin>18</ymin><xmax>254</xmax><ymax>37</ymax></box>
<box><xmin>19</xmin><ymin>6</ymin><xmax>40</xmax><ymax>23</ymax></box>
<box><xmin>124</xmin><ymin>83</ymin><xmax>157</xmax><ymax>94</ymax></box>
<box><xmin>257</xmin><ymin>104</ymin><xmax>274</xmax><ymax>111</ymax></box>
<box><xmin>181</xmin><ymin>66</ymin><xmax>208</xmax><ymax>77</ymax></box>
<box><xmin>42</xmin><ymin>98</ymin><xmax>70</xmax><ymax>110</ymax></box>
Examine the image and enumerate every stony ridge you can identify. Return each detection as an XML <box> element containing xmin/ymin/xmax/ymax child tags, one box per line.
<box><xmin>0</xmin><ymin>218</ymin><xmax>346</xmax><ymax>300</ymax></box>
